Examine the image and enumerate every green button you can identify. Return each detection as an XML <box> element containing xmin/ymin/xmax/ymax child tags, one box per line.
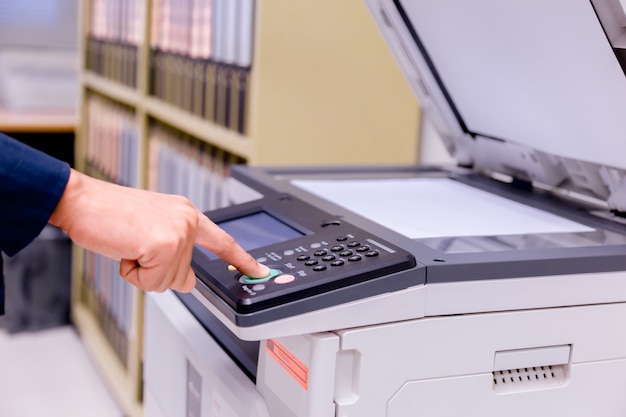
<box><xmin>240</xmin><ymin>268</ymin><xmax>281</xmax><ymax>284</ymax></box>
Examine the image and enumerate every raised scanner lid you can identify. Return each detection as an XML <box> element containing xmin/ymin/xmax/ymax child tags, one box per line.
<box><xmin>364</xmin><ymin>0</ymin><xmax>626</xmax><ymax>212</ymax></box>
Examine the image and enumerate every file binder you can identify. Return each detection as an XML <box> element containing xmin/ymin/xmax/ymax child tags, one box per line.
<box><xmin>147</xmin><ymin>0</ymin><xmax>256</xmax><ymax>132</ymax></box>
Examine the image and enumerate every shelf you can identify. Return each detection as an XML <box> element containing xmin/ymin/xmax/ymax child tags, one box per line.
<box><xmin>83</xmin><ymin>72</ymin><xmax>142</xmax><ymax>108</ymax></box>
<box><xmin>145</xmin><ymin>96</ymin><xmax>253</xmax><ymax>159</ymax></box>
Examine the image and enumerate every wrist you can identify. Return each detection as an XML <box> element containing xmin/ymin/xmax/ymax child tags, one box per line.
<box><xmin>49</xmin><ymin>168</ymin><xmax>85</xmax><ymax>232</ymax></box>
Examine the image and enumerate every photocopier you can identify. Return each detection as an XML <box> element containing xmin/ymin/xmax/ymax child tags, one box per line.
<box><xmin>143</xmin><ymin>1</ymin><xmax>626</xmax><ymax>416</ymax></box>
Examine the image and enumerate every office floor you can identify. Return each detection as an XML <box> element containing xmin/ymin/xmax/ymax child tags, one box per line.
<box><xmin>0</xmin><ymin>318</ymin><xmax>123</xmax><ymax>417</ymax></box>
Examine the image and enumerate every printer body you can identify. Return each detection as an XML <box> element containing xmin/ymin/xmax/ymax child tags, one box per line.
<box><xmin>144</xmin><ymin>1</ymin><xmax>626</xmax><ymax>416</ymax></box>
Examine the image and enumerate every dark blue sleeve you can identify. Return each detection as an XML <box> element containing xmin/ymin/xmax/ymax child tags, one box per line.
<box><xmin>0</xmin><ymin>132</ymin><xmax>71</xmax><ymax>257</ymax></box>
<box><xmin>1</xmin><ymin>133</ymin><xmax>70</xmax><ymax>315</ymax></box>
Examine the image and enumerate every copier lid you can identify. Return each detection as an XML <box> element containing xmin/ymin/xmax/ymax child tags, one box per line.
<box><xmin>364</xmin><ymin>0</ymin><xmax>626</xmax><ymax>211</ymax></box>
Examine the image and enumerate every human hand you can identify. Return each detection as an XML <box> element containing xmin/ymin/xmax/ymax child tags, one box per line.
<box><xmin>49</xmin><ymin>169</ymin><xmax>269</xmax><ymax>292</ymax></box>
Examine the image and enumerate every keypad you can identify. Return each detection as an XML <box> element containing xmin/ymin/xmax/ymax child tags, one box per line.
<box><xmin>236</xmin><ymin>234</ymin><xmax>400</xmax><ymax>304</ymax></box>
<box><xmin>293</xmin><ymin>236</ymin><xmax>380</xmax><ymax>273</ymax></box>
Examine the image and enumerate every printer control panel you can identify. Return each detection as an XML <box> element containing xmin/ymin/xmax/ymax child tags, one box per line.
<box><xmin>191</xmin><ymin>193</ymin><xmax>417</xmax><ymax>314</ymax></box>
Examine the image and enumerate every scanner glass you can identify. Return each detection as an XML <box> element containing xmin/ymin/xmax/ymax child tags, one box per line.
<box><xmin>291</xmin><ymin>177</ymin><xmax>626</xmax><ymax>253</ymax></box>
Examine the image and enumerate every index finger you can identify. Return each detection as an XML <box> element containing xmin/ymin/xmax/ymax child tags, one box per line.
<box><xmin>194</xmin><ymin>211</ymin><xmax>270</xmax><ymax>278</ymax></box>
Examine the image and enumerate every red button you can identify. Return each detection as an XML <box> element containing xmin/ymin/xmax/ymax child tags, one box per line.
<box><xmin>274</xmin><ymin>274</ymin><xmax>296</xmax><ymax>284</ymax></box>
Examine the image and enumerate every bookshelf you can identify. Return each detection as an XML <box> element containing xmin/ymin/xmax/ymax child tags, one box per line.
<box><xmin>73</xmin><ymin>1</ymin><xmax>420</xmax><ymax>416</ymax></box>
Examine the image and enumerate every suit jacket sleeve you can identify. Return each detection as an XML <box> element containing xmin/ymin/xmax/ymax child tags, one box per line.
<box><xmin>0</xmin><ymin>132</ymin><xmax>70</xmax><ymax>257</ymax></box>
<box><xmin>1</xmin><ymin>133</ymin><xmax>70</xmax><ymax>314</ymax></box>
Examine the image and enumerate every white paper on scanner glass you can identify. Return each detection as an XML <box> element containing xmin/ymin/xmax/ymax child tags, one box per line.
<box><xmin>291</xmin><ymin>178</ymin><xmax>593</xmax><ymax>239</ymax></box>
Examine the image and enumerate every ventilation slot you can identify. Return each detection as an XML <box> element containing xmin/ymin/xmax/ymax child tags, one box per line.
<box><xmin>492</xmin><ymin>365</ymin><xmax>568</xmax><ymax>392</ymax></box>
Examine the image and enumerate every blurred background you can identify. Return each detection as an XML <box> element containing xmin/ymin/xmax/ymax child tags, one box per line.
<box><xmin>0</xmin><ymin>0</ymin><xmax>79</xmax><ymax>113</ymax></box>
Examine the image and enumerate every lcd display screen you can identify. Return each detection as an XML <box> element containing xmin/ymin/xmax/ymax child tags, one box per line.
<box><xmin>197</xmin><ymin>211</ymin><xmax>304</xmax><ymax>260</ymax></box>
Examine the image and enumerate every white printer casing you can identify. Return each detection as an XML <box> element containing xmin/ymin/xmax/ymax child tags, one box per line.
<box><xmin>144</xmin><ymin>1</ymin><xmax>626</xmax><ymax>416</ymax></box>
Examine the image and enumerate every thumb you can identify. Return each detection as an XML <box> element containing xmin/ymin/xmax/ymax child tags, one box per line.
<box><xmin>119</xmin><ymin>258</ymin><xmax>143</xmax><ymax>289</ymax></box>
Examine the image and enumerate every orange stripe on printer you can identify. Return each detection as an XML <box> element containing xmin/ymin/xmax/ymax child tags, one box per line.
<box><xmin>266</xmin><ymin>338</ymin><xmax>309</xmax><ymax>390</ymax></box>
